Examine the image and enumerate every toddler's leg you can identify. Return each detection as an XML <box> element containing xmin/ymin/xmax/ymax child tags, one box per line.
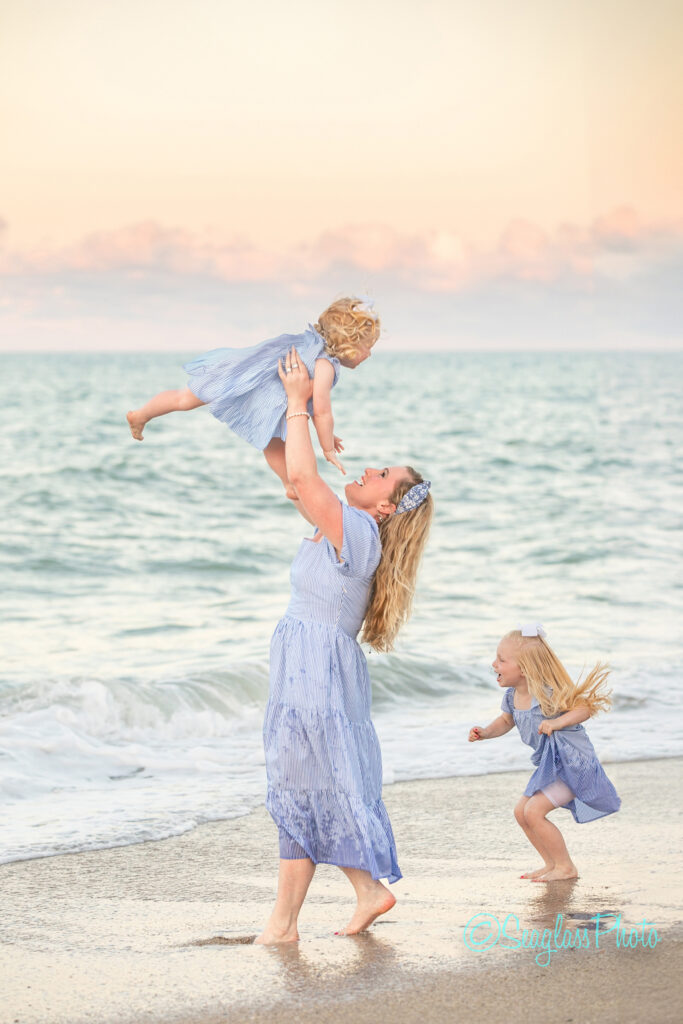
<box><xmin>127</xmin><ymin>387</ymin><xmax>205</xmax><ymax>440</ymax></box>
<box><xmin>264</xmin><ymin>438</ymin><xmax>298</xmax><ymax>500</ymax></box>
<box><xmin>514</xmin><ymin>795</ymin><xmax>556</xmax><ymax>878</ymax></box>
<box><xmin>523</xmin><ymin>794</ymin><xmax>578</xmax><ymax>882</ymax></box>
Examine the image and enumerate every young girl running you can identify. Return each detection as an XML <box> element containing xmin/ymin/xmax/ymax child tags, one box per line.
<box><xmin>126</xmin><ymin>297</ymin><xmax>379</xmax><ymax>497</ymax></box>
<box><xmin>469</xmin><ymin>624</ymin><xmax>620</xmax><ymax>882</ymax></box>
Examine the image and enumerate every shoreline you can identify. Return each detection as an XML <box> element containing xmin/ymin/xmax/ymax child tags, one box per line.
<box><xmin>2</xmin><ymin>757</ymin><xmax>682</xmax><ymax>1023</ymax></box>
<box><xmin>5</xmin><ymin>752</ymin><xmax>681</xmax><ymax>869</ymax></box>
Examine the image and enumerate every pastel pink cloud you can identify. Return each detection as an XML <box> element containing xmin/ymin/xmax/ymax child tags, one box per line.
<box><xmin>0</xmin><ymin>207</ymin><xmax>680</xmax><ymax>292</ymax></box>
<box><xmin>593</xmin><ymin>206</ymin><xmax>641</xmax><ymax>246</ymax></box>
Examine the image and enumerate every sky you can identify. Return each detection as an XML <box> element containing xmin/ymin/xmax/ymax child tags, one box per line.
<box><xmin>1</xmin><ymin>0</ymin><xmax>682</xmax><ymax>350</ymax></box>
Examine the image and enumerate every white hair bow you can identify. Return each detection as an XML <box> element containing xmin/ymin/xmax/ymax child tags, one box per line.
<box><xmin>518</xmin><ymin>622</ymin><xmax>547</xmax><ymax>638</ymax></box>
<box><xmin>357</xmin><ymin>294</ymin><xmax>377</xmax><ymax>317</ymax></box>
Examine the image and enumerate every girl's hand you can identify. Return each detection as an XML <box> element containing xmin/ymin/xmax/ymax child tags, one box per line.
<box><xmin>324</xmin><ymin>449</ymin><xmax>346</xmax><ymax>474</ymax></box>
<box><xmin>278</xmin><ymin>346</ymin><xmax>313</xmax><ymax>405</ymax></box>
<box><xmin>469</xmin><ymin>726</ymin><xmax>484</xmax><ymax>742</ymax></box>
<box><xmin>333</xmin><ymin>435</ymin><xmax>344</xmax><ymax>454</ymax></box>
<box><xmin>538</xmin><ymin>720</ymin><xmax>556</xmax><ymax>736</ymax></box>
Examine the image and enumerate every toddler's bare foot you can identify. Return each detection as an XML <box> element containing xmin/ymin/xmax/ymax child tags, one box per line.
<box><xmin>532</xmin><ymin>864</ymin><xmax>578</xmax><ymax>882</ymax></box>
<box><xmin>127</xmin><ymin>411</ymin><xmax>146</xmax><ymax>440</ymax></box>
<box><xmin>285</xmin><ymin>484</ymin><xmax>298</xmax><ymax>501</ymax></box>
<box><xmin>520</xmin><ymin>864</ymin><xmax>554</xmax><ymax>879</ymax></box>
<box><xmin>336</xmin><ymin>884</ymin><xmax>396</xmax><ymax>936</ymax></box>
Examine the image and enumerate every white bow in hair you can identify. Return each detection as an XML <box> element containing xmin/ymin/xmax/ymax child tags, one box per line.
<box><xmin>518</xmin><ymin>622</ymin><xmax>547</xmax><ymax>638</ymax></box>
<box><xmin>357</xmin><ymin>294</ymin><xmax>377</xmax><ymax>317</ymax></box>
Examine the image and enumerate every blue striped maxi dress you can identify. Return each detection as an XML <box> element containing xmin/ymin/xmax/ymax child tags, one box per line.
<box><xmin>264</xmin><ymin>502</ymin><xmax>402</xmax><ymax>883</ymax></box>
<box><xmin>183</xmin><ymin>326</ymin><xmax>340</xmax><ymax>451</ymax></box>
<box><xmin>501</xmin><ymin>688</ymin><xmax>621</xmax><ymax>822</ymax></box>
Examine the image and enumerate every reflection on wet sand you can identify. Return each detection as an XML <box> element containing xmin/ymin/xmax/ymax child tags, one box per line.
<box><xmin>264</xmin><ymin>932</ymin><xmax>401</xmax><ymax>1000</ymax></box>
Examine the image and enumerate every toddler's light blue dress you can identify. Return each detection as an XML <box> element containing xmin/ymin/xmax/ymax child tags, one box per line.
<box><xmin>263</xmin><ymin>502</ymin><xmax>401</xmax><ymax>883</ymax></box>
<box><xmin>501</xmin><ymin>688</ymin><xmax>621</xmax><ymax>822</ymax></box>
<box><xmin>183</xmin><ymin>325</ymin><xmax>340</xmax><ymax>451</ymax></box>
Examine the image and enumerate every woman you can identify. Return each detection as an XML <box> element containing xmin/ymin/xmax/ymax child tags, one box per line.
<box><xmin>256</xmin><ymin>347</ymin><xmax>433</xmax><ymax>944</ymax></box>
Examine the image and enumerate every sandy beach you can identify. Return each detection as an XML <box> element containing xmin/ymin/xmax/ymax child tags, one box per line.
<box><xmin>2</xmin><ymin>757</ymin><xmax>682</xmax><ymax>1024</ymax></box>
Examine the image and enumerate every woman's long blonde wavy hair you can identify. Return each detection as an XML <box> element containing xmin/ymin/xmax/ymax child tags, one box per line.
<box><xmin>504</xmin><ymin>630</ymin><xmax>612</xmax><ymax>717</ymax></box>
<box><xmin>314</xmin><ymin>297</ymin><xmax>380</xmax><ymax>361</ymax></box>
<box><xmin>361</xmin><ymin>468</ymin><xmax>433</xmax><ymax>652</ymax></box>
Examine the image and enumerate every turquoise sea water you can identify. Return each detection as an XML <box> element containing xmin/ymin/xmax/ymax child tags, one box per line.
<box><xmin>1</xmin><ymin>351</ymin><xmax>682</xmax><ymax>862</ymax></box>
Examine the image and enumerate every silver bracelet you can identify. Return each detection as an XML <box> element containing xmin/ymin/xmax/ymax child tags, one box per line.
<box><xmin>286</xmin><ymin>411</ymin><xmax>310</xmax><ymax>421</ymax></box>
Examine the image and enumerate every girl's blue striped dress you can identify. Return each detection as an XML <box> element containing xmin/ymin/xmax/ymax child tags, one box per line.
<box><xmin>263</xmin><ymin>502</ymin><xmax>401</xmax><ymax>883</ymax></box>
<box><xmin>183</xmin><ymin>325</ymin><xmax>340</xmax><ymax>451</ymax></box>
<box><xmin>501</xmin><ymin>688</ymin><xmax>621</xmax><ymax>822</ymax></box>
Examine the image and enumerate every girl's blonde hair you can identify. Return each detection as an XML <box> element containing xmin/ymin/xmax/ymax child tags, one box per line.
<box><xmin>503</xmin><ymin>630</ymin><xmax>612</xmax><ymax>717</ymax></box>
<box><xmin>361</xmin><ymin>468</ymin><xmax>433</xmax><ymax>652</ymax></box>
<box><xmin>315</xmin><ymin>297</ymin><xmax>380</xmax><ymax>361</ymax></box>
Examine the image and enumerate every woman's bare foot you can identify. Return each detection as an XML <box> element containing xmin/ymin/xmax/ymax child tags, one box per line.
<box><xmin>520</xmin><ymin>864</ymin><xmax>554</xmax><ymax>879</ymax></box>
<box><xmin>254</xmin><ymin>923</ymin><xmax>299</xmax><ymax>945</ymax></box>
<box><xmin>336</xmin><ymin>884</ymin><xmax>396</xmax><ymax>936</ymax></box>
<box><xmin>532</xmin><ymin>864</ymin><xmax>578</xmax><ymax>882</ymax></box>
<box><xmin>127</xmin><ymin>411</ymin><xmax>146</xmax><ymax>440</ymax></box>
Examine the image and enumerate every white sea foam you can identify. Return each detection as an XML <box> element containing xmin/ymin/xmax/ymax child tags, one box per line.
<box><xmin>1</xmin><ymin>658</ymin><xmax>680</xmax><ymax>863</ymax></box>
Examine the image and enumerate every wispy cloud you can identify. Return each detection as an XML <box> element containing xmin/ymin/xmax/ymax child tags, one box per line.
<box><xmin>1</xmin><ymin>208</ymin><xmax>681</xmax><ymax>350</ymax></box>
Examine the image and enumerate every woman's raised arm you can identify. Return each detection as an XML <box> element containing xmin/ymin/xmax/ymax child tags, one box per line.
<box><xmin>278</xmin><ymin>347</ymin><xmax>344</xmax><ymax>551</ymax></box>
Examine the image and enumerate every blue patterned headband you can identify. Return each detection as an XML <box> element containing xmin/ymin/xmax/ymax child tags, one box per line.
<box><xmin>395</xmin><ymin>480</ymin><xmax>431</xmax><ymax>515</ymax></box>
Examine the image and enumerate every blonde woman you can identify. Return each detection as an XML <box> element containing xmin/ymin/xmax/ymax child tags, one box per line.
<box><xmin>255</xmin><ymin>346</ymin><xmax>433</xmax><ymax>944</ymax></box>
<box><xmin>469</xmin><ymin>625</ymin><xmax>621</xmax><ymax>882</ymax></box>
<box><xmin>126</xmin><ymin>297</ymin><xmax>379</xmax><ymax>496</ymax></box>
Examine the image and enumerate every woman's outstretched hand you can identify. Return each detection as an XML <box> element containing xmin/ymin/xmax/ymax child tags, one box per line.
<box><xmin>278</xmin><ymin>346</ymin><xmax>314</xmax><ymax>405</ymax></box>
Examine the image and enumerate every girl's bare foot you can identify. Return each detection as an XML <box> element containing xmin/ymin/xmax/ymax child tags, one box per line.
<box><xmin>336</xmin><ymin>884</ymin><xmax>396</xmax><ymax>936</ymax></box>
<box><xmin>127</xmin><ymin>411</ymin><xmax>146</xmax><ymax>440</ymax></box>
<box><xmin>520</xmin><ymin>864</ymin><xmax>554</xmax><ymax>879</ymax></box>
<box><xmin>532</xmin><ymin>864</ymin><xmax>578</xmax><ymax>882</ymax></box>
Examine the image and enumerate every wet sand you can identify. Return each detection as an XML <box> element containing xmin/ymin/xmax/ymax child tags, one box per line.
<box><xmin>2</xmin><ymin>758</ymin><xmax>682</xmax><ymax>1024</ymax></box>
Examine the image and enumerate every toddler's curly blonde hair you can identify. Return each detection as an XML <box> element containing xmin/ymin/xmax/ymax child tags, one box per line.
<box><xmin>314</xmin><ymin>297</ymin><xmax>380</xmax><ymax>361</ymax></box>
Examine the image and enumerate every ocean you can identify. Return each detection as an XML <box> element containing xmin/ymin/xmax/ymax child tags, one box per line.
<box><xmin>1</xmin><ymin>350</ymin><xmax>681</xmax><ymax>863</ymax></box>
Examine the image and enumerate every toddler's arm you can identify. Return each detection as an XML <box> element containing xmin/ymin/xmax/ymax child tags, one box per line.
<box><xmin>469</xmin><ymin>712</ymin><xmax>514</xmax><ymax>742</ymax></box>
<box><xmin>312</xmin><ymin>360</ymin><xmax>345</xmax><ymax>474</ymax></box>
<box><xmin>538</xmin><ymin>703</ymin><xmax>591</xmax><ymax>735</ymax></box>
